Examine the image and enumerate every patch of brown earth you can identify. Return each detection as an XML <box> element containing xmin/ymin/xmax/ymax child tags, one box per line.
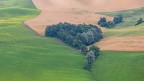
<box><xmin>96</xmin><ymin>36</ymin><xmax>144</xmax><ymax>51</ymax></box>
<box><xmin>25</xmin><ymin>0</ymin><xmax>144</xmax><ymax>51</ymax></box>
<box><xmin>25</xmin><ymin>0</ymin><xmax>144</xmax><ymax>35</ymax></box>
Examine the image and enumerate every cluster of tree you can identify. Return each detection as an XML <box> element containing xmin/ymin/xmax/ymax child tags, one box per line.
<box><xmin>83</xmin><ymin>45</ymin><xmax>100</xmax><ymax>71</ymax></box>
<box><xmin>135</xmin><ymin>18</ymin><xmax>144</xmax><ymax>26</ymax></box>
<box><xmin>98</xmin><ymin>15</ymin><xmax>123</xmax><ymax>28</ymax></box>
<box><xmin>45</xmin><ymin>22</ymin><xmax>103</xmax><ymax>50</ymax></box>
<box><xmin>45</xmin><ymin>23</ymin><xmax>102</xmax><ymax>71</ymax></box>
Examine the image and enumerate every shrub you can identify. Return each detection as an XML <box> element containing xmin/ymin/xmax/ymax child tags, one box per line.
<box><xmin>135</xmin><ymin>18</ymin><xmax>144</xmax><ymax>26</ymax></box>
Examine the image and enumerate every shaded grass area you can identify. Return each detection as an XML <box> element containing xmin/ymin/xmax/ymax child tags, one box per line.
<box><xmin>0</xmin><ymin>0</ymin><xmax>92</xmax><ymax>81</ymax></box>
<box><xmin>92</xmin><ymin>51</ymin><xmax>144</xmax><ymax>81</ymax></box>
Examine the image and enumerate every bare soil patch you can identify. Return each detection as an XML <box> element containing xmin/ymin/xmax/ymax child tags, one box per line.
<box><xmin>96</xmin><ymin>36</ymin><xmax>144</xmax><ymax>51</ymax></box>
<box><xmin>25</xmin><ymin>0</ymin><xmax>144</xmax><ymax>51</ymax></box>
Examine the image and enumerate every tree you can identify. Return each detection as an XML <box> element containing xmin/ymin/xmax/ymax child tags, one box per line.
<box><xmin>80</xmin><ymin>44</ymin><xmax>88</xmax><ymax>53</ymax></box>
<box><xmin>98</xmin><ymin>17</ymin><xmax>107</xmax><ymax>25</ymax></box>
<box><xmin>72</xmin><ymin>39</ymin><xmax>82</xmax><ymax>49</ymax></box>
<box><xmin>135</xmin><ymin>18</ymin><xmax>144</xmax><ymax>26</ymax></box>
<box><xmin>98</xmin><ymin>17</ymin><xmax>109</xmax><ymax>27</ymax></box>
<box><xmin>107</xmin><ymin>21</ymin><xmax>115</xmax><ymax>28</ymax></box>
<box><xmin>113</xmin><ymin>15</ymin><xmax>123</xmax><ymax>24</ymax></box>
<box><xmin>84</xmin><ymin>51</ymin><xmax>95</xmax><ymax>70</ymax></box>
<box><xmin>98</xmin><ymin>15</ymin><xmax>123</xmax><ymax>28</ymax></box>
<box><xmin>45</xmin><ymin>23</ymin><xmax>103</xmax><ymax>50</ymax></box>
<box><xmin>89</xmin><ymin>45</ymin><xmax>100</xmax><ymax>57</ymax></box>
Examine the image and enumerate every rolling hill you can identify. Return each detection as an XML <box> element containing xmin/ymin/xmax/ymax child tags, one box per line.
<box><xmin>0</xmin><ymin>0</ymin><xmax>92</xmax><ymax>81</ymax></box>
<box><xmin>0</xmin><ymin>0</ymin><xmax>144</xmax><ymax>81</ymax></box>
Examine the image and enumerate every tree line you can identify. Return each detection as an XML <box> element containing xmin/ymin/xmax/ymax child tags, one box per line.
<box><xmin>98</xmin><ymin>15</ymin><xmax>144</xmax><ymax>27</ymax></box>
<box><xmin>45</xmin><ymin>22</ymin><xmax>103</xmax><ymax>71</ymax></box>
<box><xmin>98</xmin><ymin>15</ymin><xmax>123</xmax><ymax>28</ymax></box>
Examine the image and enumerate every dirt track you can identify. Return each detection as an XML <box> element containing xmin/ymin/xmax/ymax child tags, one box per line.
<box><xmin>25</xmin><ymin>0</ymin><xmax>144</xmax><ymax>51</ymax></box>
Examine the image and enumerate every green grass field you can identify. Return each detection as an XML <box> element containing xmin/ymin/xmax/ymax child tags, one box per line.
<box><xmin>104</xmin><ymin>23</ymin><xmax>144</xmax><ymax>37</ymax></box>
<box><xmin>0</xmin><ymin>0</ymin><xmax>93</xmax><ymax>81</ymax></box>
<box><xmin>1</xmin><ymin>0</ymin><xmax>144</xmax><ymax>81</ymax></box>
<box><xmin>0</xmin><ymin>0</ymin><xmax>36</xmax><ymax>8</ymax></box>
<box><xmin>92</xmin><ymin>51</ymin><xmax>144</xmax><ymax>81</ymax></box>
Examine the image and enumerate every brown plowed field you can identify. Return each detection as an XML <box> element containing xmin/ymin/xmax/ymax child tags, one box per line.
<box><xmin>25</xmin><ymin>0</ymin><xmax>144</xmax><ymax>51</ymax></box>
<box><xmin>96</xmin><ymin>36</ymin><xmax>144</xmax><ymax>51</ymax></box>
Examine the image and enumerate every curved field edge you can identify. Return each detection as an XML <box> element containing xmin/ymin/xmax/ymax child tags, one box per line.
<box><xmin>96</xmin><ymin>7</ymin><xmax>144</xmax><ymax>37</ymax></box>
<box><xmin>0</xmin><ymin>0</ymin><xmax>93</xmax><ymax>81</ymax></box>
<box><xmin>92</xmin><ymin>51</ymin><xmax>144</xmax><ymax>81</ymax></box>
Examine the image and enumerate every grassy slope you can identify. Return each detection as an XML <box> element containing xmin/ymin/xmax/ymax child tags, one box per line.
<box><xmin>1</xmin><ymin>0</ymin><xmax>144</xmax><ymax>81</ymax></box>
<box><xmin>0</xmin><ymin>0</ymin><xmax>92</xmax><ymax>81</ymax></box>
<box><xmin>92</xmin><ymin>51</ymin><xmax>144</xmax><ymax>81</ymax></box>
<box><xmin>0</xmin><ymin>0</ymin><xmax>36</xmax><ymax>8</ymax></box>
<box><xmin>104</xmin><ymin>23</ymin><xmax>144</xmax><ymax>37</ymax></box>
<box><xmin>97</xmin><ymin>7</ymin><xmax>144</xmax><ymax>37</ymax></box>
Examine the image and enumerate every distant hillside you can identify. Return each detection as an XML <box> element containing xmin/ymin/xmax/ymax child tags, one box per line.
<box><xmin>96</xmin><ymin>7</ymin><xmax>144</xmax><ymax>37</ymax></box>
<box><xmin>97</xmin><ymin>7</ymin><xmax>144</xmax><ymax>28</ymax></box>
<box><xmin>0</xmin><ymin>0</ymin><xmax>36</xmax><ymax>8</ymax></box>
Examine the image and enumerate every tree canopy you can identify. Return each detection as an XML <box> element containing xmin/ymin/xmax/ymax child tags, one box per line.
<box><xmin>98</xmin><ymin>15</ymin><xmax>123</xmax><ymax>28</ymax></box>
<box><xmin>45</xmin><ymin>23</ymin><xmax>102</xmax><ymax>71</ymax></box>
<box><xmin>45</xmin><ymin>22</ymin><xmax>103</xmax><ymax>50</ymax></box>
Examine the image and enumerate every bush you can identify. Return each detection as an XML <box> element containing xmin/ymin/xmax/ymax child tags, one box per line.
<box><xmin>135</xmin><ymin>18</ymin><xmax>144</xmax><ymax>26</ymax></box>
<box><xmin>98</xmin><ymin>15</ymin><xmax>123</xmax><ymax>28</ymax></box>
<box><xmin>89</xmin><ymin>45</ymin><xmax>100</xmax><ymax>57</ymax></box>
<box><xmin>113</xmin><ymin>15</ymin><xmax>123</xmax><ymax>24</ymax></box>
<box><xmin>83</xmin><ymin>45</ymin><xmax>100</xmax><ymax>71</ymax></box>
<box><xmin>84</xmin><ymin>50</ymin><xmax>95</xmax><ymax>70</ymax></box>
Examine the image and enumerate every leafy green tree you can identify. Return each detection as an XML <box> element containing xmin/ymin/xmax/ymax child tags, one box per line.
<box><xmin>45</xmin><ymin>23</ymin><xmax>103</xmax><ymax>49</ymax></box>
<box><xmin>89</xmin><ymin>45</ymin><xmax>100</xmax><ymax>57</ymax></box>
<box><xmin>98</xmin><ymin>15</ymin><xmax>123</xmax><ymax>28</ymax></box>
<box><xmin>72</xmin><ymin>39</ymin><xmax>82</xmax><ymax>49</ymax></box>
<box><xmin>98</xmin><ymin>17</ymin><xmax>107</xmax><ymax>25</ymax></box>
<box><xmin>113</xmin><ymin>15</ymin><xmax>123</xmax><ymax>24</ymax></box>
<box><xmin>107</xmin><ymin>21</ymin><xmax>115</xmax><ymax>28</ymax></box>
<box><xmin>80</xmin><ymin>44</ymin><xmax>88</xmax><ymax>53</ymax></box>
<box><xmin>98</xmin><ymin>17</ymin><xmax>109</xmax><ymax>27</ymax></box>
<box><xmin>84</xmin><ymin>51</ymin><xmax>95</xmax><ymax>70</ymax></box>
